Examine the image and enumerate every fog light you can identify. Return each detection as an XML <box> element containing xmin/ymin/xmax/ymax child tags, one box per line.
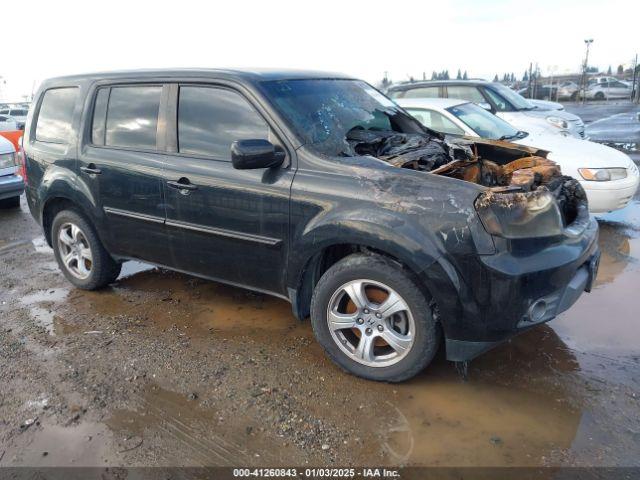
<box><xmin>528</xmin><ymin>299</ymin><xmax>548</xmax><ymax>322</ymax></box>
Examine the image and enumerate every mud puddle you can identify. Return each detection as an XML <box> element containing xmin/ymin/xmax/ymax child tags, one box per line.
<box><xmin>1</xmin><ymin>422</ymin><xmax>117</xmax><ymax>466</ymax></box>
<box><xmin>53</xmin><ymin>265</ymin><xmax>308</xmax><ymax>338</ymax></box>
<box><xmin>551</xmin><ymin>216</ymin><xmax>640</xmax><ymax>360</ymax></box>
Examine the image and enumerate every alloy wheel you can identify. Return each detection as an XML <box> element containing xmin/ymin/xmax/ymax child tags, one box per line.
<box><xmin>326</xmin><ymin>279</ymin><xmax>415</xmax><ymax>367</ymax></box>
<box><xmin>57</xmin><ymin>222</ymin><xmax>93</xmax><ymax>280</ymax></box>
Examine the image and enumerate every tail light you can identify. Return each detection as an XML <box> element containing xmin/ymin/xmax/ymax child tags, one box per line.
<box><xmin>16</xmin><ymin>141</ymin><xmax>27</xmax><ymax>185</ymax></box>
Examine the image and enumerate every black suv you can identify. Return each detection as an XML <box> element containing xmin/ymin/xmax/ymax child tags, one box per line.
<box><xmin>24</xmin><ymin>70</ymin><xmax>599</xmax><ymax>382</ymax></box>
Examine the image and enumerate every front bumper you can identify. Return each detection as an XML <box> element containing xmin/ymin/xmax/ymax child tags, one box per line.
<box><xmin>0</xmin><ymin>174</ymin><xmax>24</xmax><ymax>200</ymax></box>
<box><xmin>582</xmin><ymin>175</ymin><xmax>640</xmax><ymax>213</ymax></box>
<box><xmin>428</xmin><ymin>218</ymin><xmax>600</xmax><ymax>362</ymax></box>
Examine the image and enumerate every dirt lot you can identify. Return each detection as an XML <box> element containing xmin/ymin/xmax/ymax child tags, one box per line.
<box><xmin>1</xmin><ymin>137</ymin><xmax>640</xmax><ymax>467</ymax></box>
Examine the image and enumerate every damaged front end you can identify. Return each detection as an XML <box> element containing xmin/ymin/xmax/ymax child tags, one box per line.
<box><xmin>346</xmin><ymin>129</ymin><xmax>589</xmax><ymax>239</ymax></box>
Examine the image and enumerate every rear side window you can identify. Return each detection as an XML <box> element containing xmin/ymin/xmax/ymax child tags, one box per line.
<box><xmin>104</xmin><ymin>86</ymin><xmax>161</xmax><ymax>150</ymax></box>
<box><xmin>403</xmin><ymin>87</ymin><xmax>440</xmax><ymax>98</ymax></box>
<box><xmin>178</xmin><ymin>86</ymin><xmax>269</xmax><ymax>159</ymax></box>
<box><xmin>35</xmin><ymin>88</ymin><xmax>78</xmax><ymax>143</ymax></box>
<box><xmin>446</xmin><ymin>86</ymin><xmax>485</xmax><ymax>103</ymax></box>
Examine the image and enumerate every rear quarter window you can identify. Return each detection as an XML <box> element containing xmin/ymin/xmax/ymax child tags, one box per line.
<box><xmin>403</xmin><ymin>87</ymin><xmax>440</xmax><ymax>99</ymax></box>
<box><xmin>35</xmin><ymin>87</ymin><xmax>79</xmax><ymax>143</ymax></box>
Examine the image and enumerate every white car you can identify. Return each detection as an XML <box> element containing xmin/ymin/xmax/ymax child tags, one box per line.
<box><xmin>397</xmin><ymin>98</ymin><xmax>639</xmax><ymax>213</ymax></box>
<box><xmin>0</xmin><ymin>107</ymin><xmax>28</xmax><ymax>129</ymax></box>
<box><xmin>580</xmin><ymin>79</ymin><xmax>632</xmax><ymax>100</ymax></box>
<box><xmin>0</xmin><ymin>134</ymin><xmax>23</xmax><ymax>208</ymax></box>
<box><xmin>0</xmin><ymin>114</ymin><xmax>17</xmax><ymax>131</ymax></box>
<box><xmin>387</xmin><ymin>80</ymin><xmax>587</xmax><ymax>139</ymax></box>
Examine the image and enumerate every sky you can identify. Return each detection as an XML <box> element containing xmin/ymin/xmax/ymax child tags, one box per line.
<box><xmin>1</xmin><ymin>0</ymin><xmax>638</xmax><ymax>100</ymax></box>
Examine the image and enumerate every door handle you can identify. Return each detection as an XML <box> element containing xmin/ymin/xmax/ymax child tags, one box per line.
<box><xmin>81</xmin><ymin>164</ymin><xmax>102</xmax><ymax>175</ymax></box>
<box><xmin>167</xmin><ymin>179</ymin><xmax>198</xmax><ymax>191</ymax></box>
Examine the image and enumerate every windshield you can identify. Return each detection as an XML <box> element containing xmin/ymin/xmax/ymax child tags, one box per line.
<box><xmin>489</xmin><ymin>83</ymin><xmax>535</xmax><ymax>111</ymax></box>
<box><xmin>260</xmin><ymin>79</ymin><xmax>424</xmax><ymax>156</ymax></box>
<box><xmin>10</xmin><ymin>109</ymin><xmax>27</xmax><ymax>116</ymax></box>
<box><xmin>447</xmin><ymin>102</ymin><xmax>522</xmax><ymax>140</ymax></box>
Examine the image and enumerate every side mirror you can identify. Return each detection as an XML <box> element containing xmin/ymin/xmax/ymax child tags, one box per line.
<box><xmin>231</xmin><ymin>139</ymin><xmax>285</xmax><ymax>170</ymax></box>
<box><xmin>477</xmin><ymin>102</ymin><xmax>492</xmax><ymax>111</ymax></box>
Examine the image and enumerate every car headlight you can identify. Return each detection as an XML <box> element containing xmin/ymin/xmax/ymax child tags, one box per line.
<box><xmin>546</xmin><ymin>116</ymin><xmax>569</xmax><ymax>129</ymax></box>
<box><xmin>0</xmin><ymin>152</ymin><xmax>16</xmax><ymax>169</ymax></box>
<box><xmin>475</xmin><ymin>189</ymin><xmax>563</xmax><ymax>239</ymax></box>
<box><xmin>578</xmin><ymin>167</ymin><xmax>627</xmax><ymax>181</ymax></box>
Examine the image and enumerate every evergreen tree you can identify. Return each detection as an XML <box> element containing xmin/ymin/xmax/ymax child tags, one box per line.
<box><xmin>617</xmin><ymin>65</ymin><xmax>624</xmax><ymax>74</ymax></box>
<box><xmin>523</xmin><ymin>71</ymin><xmax>529</xmax><ymax>81</ymax></box>
<box><xmin>493</xmin><ymin>74</ymin><xmax>499</xmax><ymax>82</ymax></box>
<box><xmin>456</xmin><ymin>69</ymin><xmax>462</xmax><ymax>80</ymax></box>
<box><xmin>607</xmin><ymin>65</ymin><xmax>612</xmax><ymax>75</ymax></box>
<box><xmin>431</xmin><ymin>71</ymin><xmax>438</xmax><ymax>80</ymax></box>
<box><xmin>463</xmin><ymin>70</ymin><xmax>468</xmax><ymax>80</ymax></box>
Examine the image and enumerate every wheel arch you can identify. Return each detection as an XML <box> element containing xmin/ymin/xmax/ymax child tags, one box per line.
<box><xmin>41</xmin><ymin>196</ymin><xmax>95</xmax><ymax>247</ymax></box>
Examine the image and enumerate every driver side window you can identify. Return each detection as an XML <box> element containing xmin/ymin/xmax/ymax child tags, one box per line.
<box><xmin>483</xmin><ymin>88</ymin><xmax>510</xmax><ymax>111</ymax></box>
<box><xmin>406</xmin><ymin>108</ymin><xmax>464</xmax><ymax>135</ymax></box>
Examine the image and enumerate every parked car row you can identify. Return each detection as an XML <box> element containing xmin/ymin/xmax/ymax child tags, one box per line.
<box><xmin>386</xmin><ymin>80</ymin><xmax>587</xmax><ymax>139</ymax></box>
<box><xmin>0</xmin><ymin>106</ymin><xmax>28</xmax><ymax>130</ymax></box>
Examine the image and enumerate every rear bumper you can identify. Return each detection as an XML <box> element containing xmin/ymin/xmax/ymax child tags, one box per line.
<box><xmin>427</xmin><ymin>218</ymin><xmax>600</xmax><ymax>362</ymax></box>
<box><xmin>0</xmin><ymin>174</ymin><xmax>24</xmax><ymax>200</ymax></box>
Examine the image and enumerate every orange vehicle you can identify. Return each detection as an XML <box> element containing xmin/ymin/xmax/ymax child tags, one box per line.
<box><xmin>0</xmin><ymin>130</ymin><xmax>23</xmax><ymax>151</ymax></box>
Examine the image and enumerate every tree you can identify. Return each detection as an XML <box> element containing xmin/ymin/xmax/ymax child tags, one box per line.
<box><xmin>617</xmin><ymin>64</ymin><xmax>624</xmax><ymax>74</ymax></box>
<box><xmin>463</xmin><ymin>70</ymin><xmax>468</xmax><ymax>80</ymax></box>
<box><xmin>456</xmin><ymin>69</ymin><xmax>462</xmax><ymax>80</ymax></box>
<box><xmin>431</xmin><ymin>71</ymin><xmax>438</xmax><ymax>80</ymax></box>
<box><xmin>523</xmin><ymin>71</ymin><xmax>529</xmax><ymax>81</ymax></box>
<box><xmin>493</xmin><ymin>74</ymin><xmax>499</xmax><ymax>82</ymax></box>
<box><xmin>607</xmin><ymin>65</ymin><xmax>612</xmax><ymax>75</ymax></box>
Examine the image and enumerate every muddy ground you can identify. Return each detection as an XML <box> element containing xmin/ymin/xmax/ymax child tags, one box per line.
<box><xmin>1</xmin><ymin>147</ymin><xmax>640</xmax><ymax>468</ymax></box>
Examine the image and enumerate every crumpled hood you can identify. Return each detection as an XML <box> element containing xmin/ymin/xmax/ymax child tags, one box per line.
<box><xmin>516</xmin><ymin>133</ymin><xmax>634</xmax><ymax>171</ymax></box>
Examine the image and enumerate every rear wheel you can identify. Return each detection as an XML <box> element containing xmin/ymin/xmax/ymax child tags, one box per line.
<box><xmin>51</xmin><ymin>209</ymin><xmax>121</xmax><ymax>289</ymax></box>
<box><xmin>310</xmin><ymin>253</ymin><xmax>439</xmax><ymax>382</ymax></box>
<box><xmin>595</xmin><ymin>91</ymin><xmax>605</xmax><ymax>100</ymax></box>
<box><xmin>0</xmin><ymin>196</ymin><xmax>20</xmax><ymax>208</ymax></box>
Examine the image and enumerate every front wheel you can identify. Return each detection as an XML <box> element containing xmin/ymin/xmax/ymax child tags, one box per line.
<box><xmin>310</xmin><ymin>253</ymin><xmax>440</xmax><ymax>382</ymax></box>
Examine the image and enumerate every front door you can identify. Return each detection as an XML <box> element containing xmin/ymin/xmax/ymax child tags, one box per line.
<box><xmin>161</xmin><ymin>84</ymin><xmax>293</xmax><ymax>296</ymax></box>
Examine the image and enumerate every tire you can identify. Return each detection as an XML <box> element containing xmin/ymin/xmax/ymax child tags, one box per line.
<box><xmin>570</xmin><ymin>92</ymin><xmax>578</xmax><ymax>101</ymax></box>
<box><xmin>310</xmin><ymin>253</ymin><xmax>440</xmax><ymax>382</ymax></box>
<box><xmin>51</xmin><ymin>209</ymin><xmax>121</xmax><ymax>290</ymax></box>
<box><xmin>595</xmin><ymin>91</ymin><xmax>605</xmax><ymax>100</ymax></box>
<box><xmin>0</xmin><ymin>196</ymin><xmax>20</xmax><ymax>208</ymax></box>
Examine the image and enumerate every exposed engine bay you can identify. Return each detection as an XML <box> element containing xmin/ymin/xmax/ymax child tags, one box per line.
<box><xmin>346</xmin><ymin>129</ymin><xmax>588</xmax><ymax>229</ymax></box>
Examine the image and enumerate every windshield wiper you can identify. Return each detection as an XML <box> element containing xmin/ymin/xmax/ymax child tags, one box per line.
<box><xmin>498</xmin><ymin>130</ymin><xmax>528</xmax><ymax>141</ymax></box>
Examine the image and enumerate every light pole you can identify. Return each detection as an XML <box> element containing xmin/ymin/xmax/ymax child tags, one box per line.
<box><xmin>581</xmin><ymin>38</ymin><xmax>593</xmax><ymax>105</ymax></box>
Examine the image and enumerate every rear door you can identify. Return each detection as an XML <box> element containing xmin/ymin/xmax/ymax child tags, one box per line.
<box><xmin>78</xmin><ymin>83</ymin><xmax>171</xmax><ymax>264</ymax></box>
<box><xmin>160</xmin><ymin>83</ymin><xmax>294</xmax><ymax>296</ymax></box>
